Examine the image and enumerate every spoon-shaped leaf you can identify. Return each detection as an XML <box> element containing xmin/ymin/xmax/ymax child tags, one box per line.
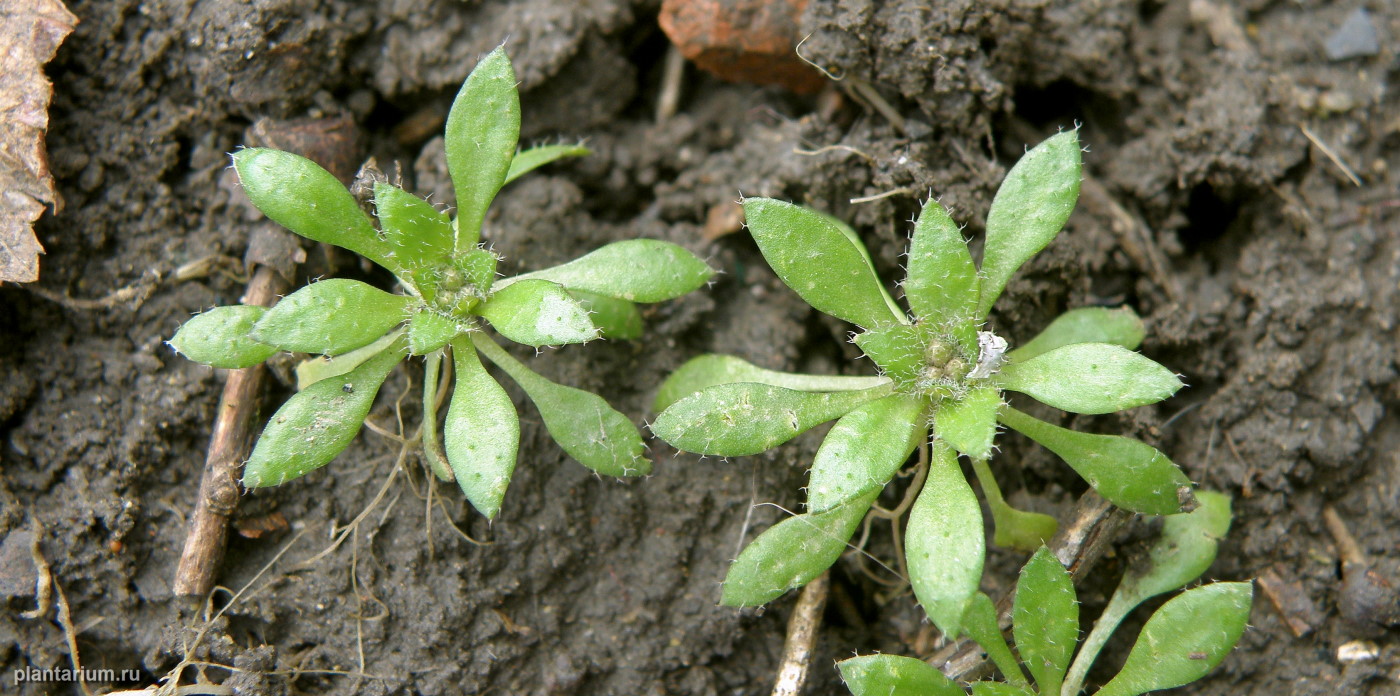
<box><xmin>473</xmin><ymin>334</ymin><xmax>649</xmax><ymax>477</ymax></box>
<box><xmin>479</xmin><ymin>279</ymin><xmax>598</xmax><ymax>347</ymax></box>
<box><xmin>508</xmin><ymin>239</ymin><xmax>715</xmax><ymax>302</ymax></box>
<box><xmin>904</xmin><ymin>197</ymin><xmax>979</xmax><ymax>323</ymax></box>
<box><xmin>1008</xmin><ymin>306</ymin><xmax>1145</xmax><ymax>362</ymax></box>
<box><xmin>253</xmin><ymin>279</ymin><xmax>411</xmax><ymax>355</ymax></box>
<box><xmin>721</xmin><ymin>491</ymin><xmax>876</xmax><ymax>607</ymax></box>
<box><xmin>936</xmin><ymin>385</ymin><xmax>1002</xmax><ymax>460</ymax></box>
<box><xmin>962</xmin><ymin>592</ymin><xmax>1030</xmax><ymax>686</ymax></box>
<box><xmin>169</xmin><ymin>305</ymin><xmax>276</xmax><ymax>369</ymax></box>
<box><xmin>653</xmin><ymin>354</ymin><xmax>889</xmax><ymax>412</ymax></box>
<box><xmin>503</xmin><ymin>143</ymin><xmax>590</xmax><ymax>185</ymax></box>
<box><xmin>1013</xmin><ymin>547</ymin><xmax>1078</xmax><ymax>696</ymax></box>
<box><xmin>838</xmin><ymin>654</ymin><xmax>964</xmax><ymax>696</ymax></box>
<box><xmin>651</xmin><ymin>382</ymin><xmax>893</xmax><ymax>457</ymax></box>
<box><xmin>243</xmin><ymin>335</ymin><xmax>408</xmax><ymax>487</ymax></box>
<box><xmin>1095</xmin><ymin>583</ymin><xmax>1253</xmax><ymax>696</ymax></box>
<box><xmin>999</xmin><ymin>406</ymin><xmax>1192</xmax><ymax>515</ymax></box>
<box><xmin>444</xmin><ymin>337</ymin><xmax>520</xmax><ymax>518</ymax></box>
<box><xmin>807</xmin><ymin>394</ymin><xmax>927</xmax><ymax>512</ymax></box>
<box><xmin>978</xmin><ymin>130</ymin><xmax>1082</xmax><ymax>316</ymax></box>
<box><xmin>744</xmin><ymin>197</ymin><xmax>905</xmax><ymax>329</ymax></box>
<box><xmin>446</xmin><ymin>46</ymin><xmax>519</xmax><ymax>249</ymax></box>
<box><xmin>997</xmin><ymin>343</ymin><xmax>1182</xmax><ymax>414</ymax></box>
<box><xmin>232</xmin><ymin>148</ymin><xmax>397</xmax><ymax>272</ymax></box>
<box><xmin>907</xmin><ymin>441</ymin><xmax>984</xmax><ymax>638</ymax></box>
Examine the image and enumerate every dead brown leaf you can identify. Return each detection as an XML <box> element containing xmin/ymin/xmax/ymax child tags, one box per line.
<box><xmin>0</xmin><ymin>0</ymin><xmax>77</xmax><ymax>284</ymax></box>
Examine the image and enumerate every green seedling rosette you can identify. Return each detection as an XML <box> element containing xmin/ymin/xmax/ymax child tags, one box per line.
<box><xmin>170</xmin><ymin>47</ymin><xmax>714</xmax><ymax>519</ymax></box>
<box><xmin>840</xmin><ymin>493</ymin><xmax>1252</xmax><ymax>696</ymax></box>
<box><xmin>651</xmin><ymin>129</ymin><xmax>1193</xmax><ymax>613</ymax></box>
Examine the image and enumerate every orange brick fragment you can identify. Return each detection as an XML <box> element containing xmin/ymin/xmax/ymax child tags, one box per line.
<box><xmin>659</xmin><ymin>0</ymin><xmax>826</xmax><ymax>94</ymax></box>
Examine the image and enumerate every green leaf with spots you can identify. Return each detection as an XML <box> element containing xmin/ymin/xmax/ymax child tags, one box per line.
<box><xmin>807</xmin><ymin>393</ymin><xmax>926</xmax><ymax>513</ymax></box>
<box><xmin>243</xmin><ymin>335</ymin><xmax>408</xmax><ymax>487</ymax></box>
<box><xmin>169</xmin><ymin>305</ymin><xmax>277</xmax><ymax>369</ymax></box>
<box><xmin>1008</xmin><ymin>306</ymin><xmax>1145</xmax><ymax>362</ymax></box>
<box><xmin>935</xmin><ymin>385</ymin><xmax>1002</xmax><ymax>460</ymax></box>
<box><xmin>446</xmin><ymin>47</ymin><xmax>520</xmax><ymax>249</ymax></box>
<box><xmin>653</xmin><ymin>354</ymin><xmax>889</xmax><ymax>412</ymax></box>
<box><xmin>651</xmin><ymin>382</ymin><xmax>893</xmax><ymax>457</ymax></box>
<box><xmin>1013</xmin><ymin>547</ymin><xmax>1077</xmax><ymax>696</ymax></box>
<box><xmin>445</xmin><ymin>337</ymin><xmax>520</xmax><ymax>519</ymax></box>
<box><xmin>744</xmin><ymin>197</ymin><xmax>905</xmax><ymax>329</ymax></box>
<box><xmin>570</xmin><ymin>289</ymin><xmax>642</xmax><ymax>340</ymax></box>
<box><xmin>373</xmin><ymin>182</ymin><xmax>454</xmax><ymax>289</ymax></box>
<box><xmin>253</xmin><ymin>279</ymin><xmax>411</xmax><ymax>355</ymax></box>
<box><xmin>721</xmin><ymin>491</ymin><xmax>876</xmax><ymax>607</ymax></box>
<box><xmin>906</xmin><ymin>441</ymin><xmax>984</xmax><ymax>638</ymax></box>
<box><xmin>407</xmin><ymin>310</ymin><xmax>461</xmax><ymax>356</ymax></box>
<box><xmin>854</xmin><ymin>324</ymin><xmax>927</xmax><ymax>384</ymax></box>
<box><xmin>509</xmin><ymin>239</ymin><xmax>714</xmax><ymax>302</ymax></box>
<box><xmin>473</xmin><ymin>335</ymin><xmax>649</xmax><ymax>477</ymax></box>
<box><xmin>232</xmin><ymin>148</ymin><xmax>398</xmax><ymax>272</ymax></box>
<box><xmin>504</xmin><ymin>143</ymin><xmax>590</xmax><ymax>185</ymax></box>
<box><xmin>480</xmin><ymin>279</ymin><xmax>598</xmax><ymax>347</ymax></box>
<box><xmin>978</xmin><ymin>130</ymin><xmax>1082</xmax><ymax>316</ymax></box>
<box><xmin>997</xmin><ymin>343</ymin><xmax>1182</xmax><ymax>414</ymax></box>
<box><xmin>1096</xmin><ymin>583</ymin><xmax>1253</xmax><ymax>696</ymax></box>
<box><xmin>998</xmin><ymin>406</ymin><xmax>1191</xmax><ymax>515</ymax></box>
<box><xmin>904</xmin><ymin>197</ymin><xmax>979</xmax><ymax>322</ymax></box>
<box><xmin>838</xmin><ymin>655</ymin><xmax>964</xmax><ymax>696</ymax></box>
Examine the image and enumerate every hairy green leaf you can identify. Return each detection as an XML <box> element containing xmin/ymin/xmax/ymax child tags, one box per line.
<box><xmin>936</xmin><ymin>385</ymin><xmax>1002</xmax><ymax>460</ymax></box>
<box><xmin>407</xmin><ymin>310</ymin><xmax>461</xmax><ymax>356</ymax></box>
<box><xmin>907</xmin><ymin>441</ymin><xmax>984</xmax><ymax>638</ymax></box>
<box><xmin>446</xmin><ymin>46</ymin><xmax>519</xmax><ymax>249</ymax></box>
<box><xmin>838</xmin><ymin>654</ymin><xmax>964</xmax><ymax>696</ymax></box>
<box><xmin>998</xmin><ymin>407</ymin><xmax>1191</xmax><ymax>515</ymax></box>
<box><xmin>854</xmin><ymin>324</ymin><xmax>926</xmax><ymax>384</ymax></box>
<box><xmin>1096</xmin><ymin>583</ymin><xmax>1253</xmax><ymax>696</ymax></box>
<box><xmin>420</xmin><ymin>350</ymin><xmax>454</xmax><ymax>482</ymax></box>
<box><xmin>253</xmin><ymin>279</ymin><xmax>411</xmax><ymax>355</ymax></box>
<box><xmin>373</xmin><ymin>182</ymin><xmax>454</xmax><ymax>293</ymax></box>
<box><xmin>455</xmin><ymin>247</ymin><xmax>500</xmax><ymax>295</ymax></box>
<box><xmin>570</xmin><ymin>289</ymin><xmax>642</xmax><ymax>340</ymax></box>
<box><xmin>1013</xmin><ymin>547</ymin><xmax>1078</xmax><ymax>696</ymax></box>
<box><xmin>243</xmin><ymin>336</ymin><xmax>408</xmax><ymax>487</ymax></box>
<box><xmin>504</xmin><ymin>143</ymin><xmax>590</xmax><ymax>185</ymax></box>
<box><xmin>445</xmin><ymin>337</ymin><xmax>520</xmax><ymax>518</ymax></box>
<box><xmin>480</xmin><ymin>279</ymin><xmax>598</xmax><ymax>347</ymax></box>
<box><xmin>508</xmin><ymin>239</ymin><xmax>714</xmax><ymax>302</ymax></box>
<box><xmin>1008</xmin><ymin>306</ymin><xmax>1145</xmax><ymax>362</ymax></box>
<box><xmin>978</xmin><ymin>130</ymin><xmax>1082</xmax><ymax>316</ymax></box>
<box><xmin>971</xmin><ymin>683</ymin><xmax>1035</xmax><ymax>696</ymax></box>
<box><xmin>169</xmin><ymin>305</ymin><xmax>277</xmax><ymax>369</ymax></box>
<box><xmin>473</xmin><ymin>334</ymin><xmax>649</xmax><ymax>477</ymax></box>
<box><xmin>721</xmin><ymin>491</ymin><xmax>876</xmax><ymax>607</ymax></box>
<box><xmin>807</xmin><ymin>394</ymin><xmax>926</xmax><ymax>513</ymax></box>
<box><xmin>904</xmin><ymin>198</ymin><xmax>979</xmax><ymax>322</ymax></box>
<box><xmin>744</xmin><ymin>198</ymin><xmax>904</xmax><ymax>329</ymax></box>
<box><xmin>997</xmin><ymin>343</ymin><xmax>1181</xmax><ymax>414</ymax></box>
<box><xmin>962</xmin><ymin>592</ymin><xmax>1029</xmax><ymax>686</ymax></box>
<box><xmin>232</xmin><ymin>148</ymin><xmax>397</xmax><ymax>271</ymax></box>
<box><xmin>294</xmin><ymin>331</ymin><xmax>402</xmax><ymax>390</ymax></box>
<box><xmin>653</xmin><ymin>354</ymin><xmax>889</xmax><ymax>412</ymax></box>
<box><xmin>651</xmin><ymin>382</ymin><xmax>893</xmax><ymax>457</ymax></box>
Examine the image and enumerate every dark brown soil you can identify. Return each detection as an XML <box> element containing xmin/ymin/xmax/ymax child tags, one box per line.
<box><xmin>3</xmin><ymin>1</ymin><xmax>1397</xmax><ymax>694</ymax></box>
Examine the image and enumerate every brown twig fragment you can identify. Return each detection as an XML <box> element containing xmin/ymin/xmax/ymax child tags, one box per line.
<box><xmin>771</xmin><ymin>570</ymin><xmax>831</xmax><ymax>696</ymax></box>
<box><xmin>1257</xmin><ymin>564</ymin><xmax>1323</xmax><ymax>638</ymax></box>
<box><xmin>173</xmin><ymin>265</ymin><xmax>287</xmax><ymax>596</ymax></box>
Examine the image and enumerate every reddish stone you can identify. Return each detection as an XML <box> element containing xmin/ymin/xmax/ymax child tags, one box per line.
<box><xmin>659</xmin><ymin>0</ymin><xmax>826</xmax><ymax>94</ymax></box>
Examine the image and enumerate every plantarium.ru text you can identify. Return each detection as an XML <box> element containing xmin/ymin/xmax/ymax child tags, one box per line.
<box><xmin>651</xmin><ymin>128</ymin><xmax>1192</xmax><ymax>610</ymax></box>
<box><xmin>170</xmin><ymin>47</ymin><xmax>714</xmax><ymax>519</ymax></box>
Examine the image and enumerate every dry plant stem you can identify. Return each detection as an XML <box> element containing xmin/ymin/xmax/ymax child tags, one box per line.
<box><xmin>1322</xmin><ymin>505</ymin><xmax>1365</xmax><ymax>566</ymax></box>
<box><xmin>771</xmin><ymin>571</ymin><xmax>831</xmax><ymax>696</ymax></box>
<box><xmin>931</xmin><ymin>490</ymin><xmax>1130</xmax><ymax>681</ymax></box>
<box><xmin>174</xmin><ymin>265</ymin><xmax>288</xmax><ymax>596</ymax></box>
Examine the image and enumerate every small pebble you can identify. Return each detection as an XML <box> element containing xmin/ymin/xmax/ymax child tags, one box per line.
<box><xmin>1337</xmin><ymin>639</ymin><xmax>1380</xmax><ymax>663</ymax></box>
<box><xmin>1324</xmin><ymin>9</ymin><xmax>1379</xmax><ymax>61</ymax></box>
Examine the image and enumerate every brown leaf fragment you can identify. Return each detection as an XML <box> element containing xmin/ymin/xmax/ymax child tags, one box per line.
<box><xmin>0</xmin><ymin>0</ymin><xmax>77</xmax><ymax>283</ymax></box>
<box><xmin>1258</xmin><ymin>564</ymin><xmax>1324</xmax><ymax>638</ymax></box>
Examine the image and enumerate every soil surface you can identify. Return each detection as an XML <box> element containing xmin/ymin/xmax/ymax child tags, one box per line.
<box><xmin>3</xmin><ymin>1</ymin><xmax>1398</xmax><ymax>694</ymax></box>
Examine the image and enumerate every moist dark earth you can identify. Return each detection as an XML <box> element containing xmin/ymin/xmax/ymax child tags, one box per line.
<box><xmin>2</xmin><ymin>1</ymin><xmax>1398</xmax><ymax>694</ymax></box>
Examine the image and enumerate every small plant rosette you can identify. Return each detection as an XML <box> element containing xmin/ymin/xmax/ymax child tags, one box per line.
<box><xmin>651</xmin><ymin>129</ymin><xmax>1193</xmax><ymax>608</ymax></box>
<box><xmin>170</xmin><ymin>47</ymin><xmax>714</xmax><ymax>519</ymax></box>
